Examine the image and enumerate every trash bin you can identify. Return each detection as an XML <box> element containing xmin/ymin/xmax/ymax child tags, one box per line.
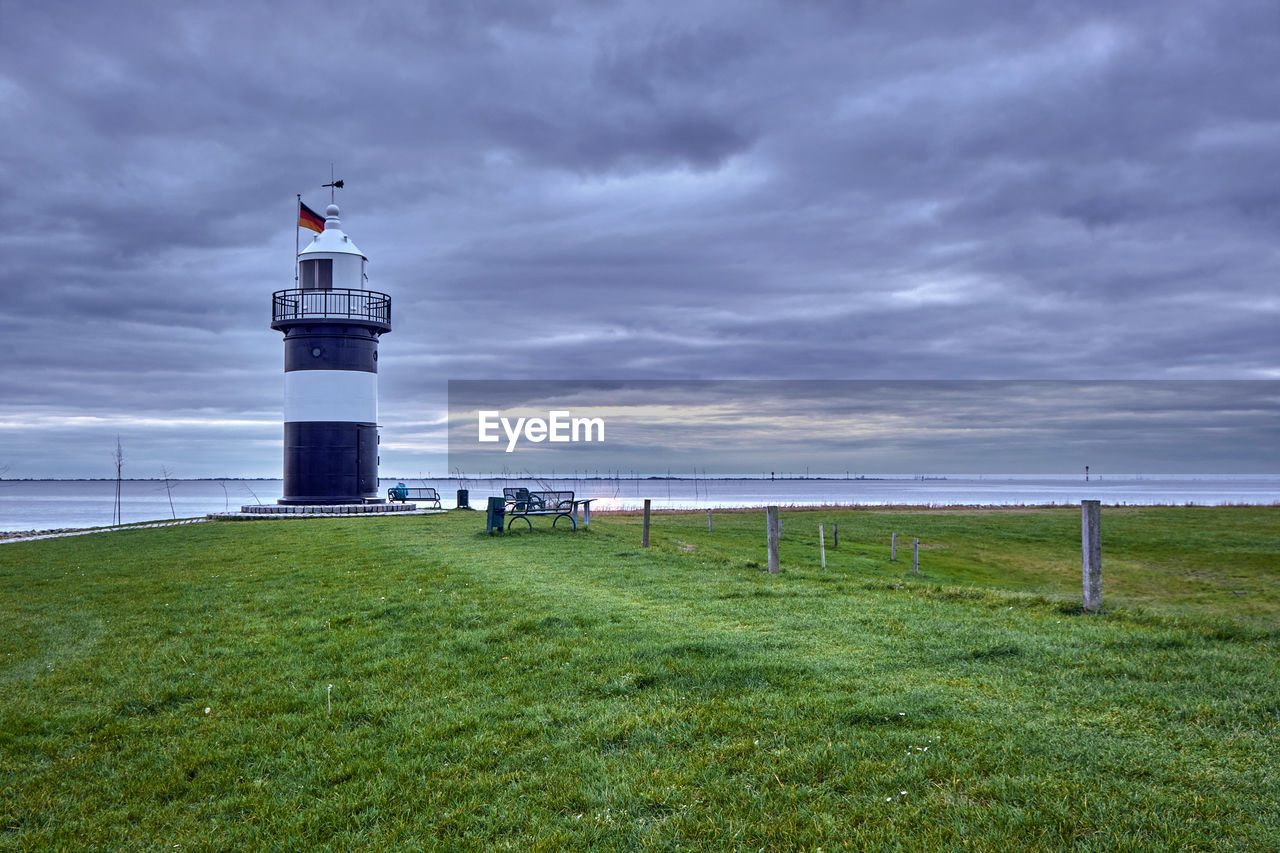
<box><xmin>456</xmin><ymin>488</ymin><xmax>471</xmax><ymax>509</ymax></box>
<box><xmin>485</xmin><ymin>496</ymin><xmax>505</xmax><ymax>533</ymax></box>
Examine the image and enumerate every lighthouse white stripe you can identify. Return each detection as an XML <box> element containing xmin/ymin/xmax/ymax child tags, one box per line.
<box><xmin>284</xmin><ymin>370</ymin><xmax>378</xmax><ymax>424</ymax></box>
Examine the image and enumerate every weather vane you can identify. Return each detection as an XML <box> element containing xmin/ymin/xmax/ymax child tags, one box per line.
<box><xmin>323</xmin><ymin>163</ymin><xmax>344</xmax><ymax>202</ymax></box>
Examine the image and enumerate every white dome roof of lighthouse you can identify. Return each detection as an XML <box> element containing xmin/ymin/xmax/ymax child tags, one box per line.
<box><xmin>299</xmin><ymin>203</ymin><xmax>366</xmax><ymax>259</ymax></box>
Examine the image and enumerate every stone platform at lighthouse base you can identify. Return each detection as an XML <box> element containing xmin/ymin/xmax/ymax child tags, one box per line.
<box><xmin>209</xmin><ymin>503</ymin><xmax>444</xmax><ymax>521</ymax></box>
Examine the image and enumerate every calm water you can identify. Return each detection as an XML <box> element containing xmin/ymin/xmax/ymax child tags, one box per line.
<box><xmin>1</xmin><ymin>476</ymin><xmax>1278</xmax><ymax>532</ymax></box>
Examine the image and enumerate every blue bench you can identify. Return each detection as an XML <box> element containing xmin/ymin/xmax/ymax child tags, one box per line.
<box><xmin>386</xmin><ymin>485</ymin><xmax>442</xmax><ymax>508</ymax></box>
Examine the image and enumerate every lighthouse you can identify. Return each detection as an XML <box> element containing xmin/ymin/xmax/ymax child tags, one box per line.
<box><xmin>271</xmin><ymin>202</ymin><xmax>391</xmax><ymax>504</ymax></box>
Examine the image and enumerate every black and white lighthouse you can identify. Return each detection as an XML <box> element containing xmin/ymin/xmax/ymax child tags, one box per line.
<box><xmin>271</xmin><ymin>202</ymin><xmax>391</xmax><ymax>504</ymax></box>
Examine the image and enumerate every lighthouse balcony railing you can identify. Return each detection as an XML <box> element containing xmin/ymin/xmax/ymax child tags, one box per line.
<box><xmin>272</xmin><ymin>288</ymin><xmax>391</xmax><ymax>331</ymax></box>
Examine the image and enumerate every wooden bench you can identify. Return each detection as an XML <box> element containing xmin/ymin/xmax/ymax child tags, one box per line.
<box><xmin>502</xmin><ymin>488</ymin><xmax>586</xmax><ymax>530</ymax></box>
<box><xmin>386</xmin><ymin>485</ymin><xmax>441</xmax><ymax>508</ymax></box>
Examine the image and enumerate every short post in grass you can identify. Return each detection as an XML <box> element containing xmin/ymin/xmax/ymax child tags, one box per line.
<box><xmin>891</xmin><ymin>532</ymin><xmax>898</xmax><ymax>562</ymax></box>
<box><xmin>832</xmin><ymin>522</ymin><xmax>838</xmax><ymax>549</ymax></box>
<box><xmin>819</xmin><ymin>523</ymin><xmax>826</xmax><ymax>569</ymax></box>
<box><xmin>642</xmin><ymin>499</ymin><xmax>651</xmax><ymax>548</ymax></box>
<box><xmin>912</xmin><ymin>538</ymin><xmax>919</xmax><ymax>574</ymax></box>
<box><xmin>1082</xmin><ymin>500</ymin><xmax>1102</xmax><ymax>612</ymax></box>
<box><xmin>766</xmin><ymin>506</ymin><xmax>780</xmax><ymax>573</ymax></box>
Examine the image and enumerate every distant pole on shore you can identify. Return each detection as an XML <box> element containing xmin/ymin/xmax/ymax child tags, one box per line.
<box><xmin>112</xmin><ymin>435</ymin><xmax>123</xmax><ymax>526</ymax></box>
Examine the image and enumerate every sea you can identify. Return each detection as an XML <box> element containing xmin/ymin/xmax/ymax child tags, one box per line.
<box><xmin>1</xmin><ymin>475</ymin><xmax>1278</xmax><ymax>533</ymax></box>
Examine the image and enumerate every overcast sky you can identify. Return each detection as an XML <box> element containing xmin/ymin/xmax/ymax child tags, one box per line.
<box><xmin>446</xmin><ymin>380</ymin><xmax>1280</xmax><ymax>476</ymax></box>
<box><xmin>2</xmin><ymin>0</ymin><xmax>1277</xmax><ymax>478</ymax></box>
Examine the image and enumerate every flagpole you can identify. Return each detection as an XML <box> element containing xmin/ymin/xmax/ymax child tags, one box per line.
<box><xmin>295</xmin><ymin>194</ymin><xmax>301</xmax><ymax>284</ymax></box>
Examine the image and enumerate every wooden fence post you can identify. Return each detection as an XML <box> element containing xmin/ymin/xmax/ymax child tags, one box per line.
<box><xmin>819</xmin><ymin>523</ymin><xmax>826</xmax><ymax>569</ymax></box>
<box><xmin>766</xmin><ymin>506</ymin><xmax>780</xmax><ymax>574</ymax></box>
<box><xmin>832</xmin><ymin>523</ymin><xmax>838</xmax><ymax>550</ymax></box>
<box><xmin>913</xmin><ymin>538</ymin><xmax>919</xmax><ymax>574</ymax></box>
<box><xmin>1082</xmin><ymin>500</ymin><xmax>1102</xmax><ymax>612</ymax></box>
<box><xmin>891</xmin><ymin>532</ymin><xmax>897</xmax><ymax>562</ymax></box>
<box><xmin>642</xmin><ymin>499</ymin><xmax>651</xmax><ymax>548</ymax></box>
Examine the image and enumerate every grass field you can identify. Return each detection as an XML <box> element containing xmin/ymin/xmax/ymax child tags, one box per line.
<box><xmin>1</xmin><ymin>506</ymin><xmax>1278</xmax><ymax>851</ymax></box>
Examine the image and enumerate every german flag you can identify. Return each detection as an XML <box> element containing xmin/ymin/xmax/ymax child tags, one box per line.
<box><xmin>298</xmin><ymin>201</ymin><xmax>325</xmax><ymax>233</ymax></box>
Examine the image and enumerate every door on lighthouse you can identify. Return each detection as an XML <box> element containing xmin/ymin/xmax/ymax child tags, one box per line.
<box><xmin>357</xmin><ymin>424</ymin><xmax>378</xmax><ymax>497</ymax></box>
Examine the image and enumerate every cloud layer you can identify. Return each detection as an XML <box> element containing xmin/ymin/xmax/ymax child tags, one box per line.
<box><xmin>446</xmin><ymin>380</ymin><xmax>1280</xmax><ymax>476</ymax></box>
<box><xmin>2</xmin><ymin>0</ymin><xmax>1277</xmax><ymax>477</ymax></box>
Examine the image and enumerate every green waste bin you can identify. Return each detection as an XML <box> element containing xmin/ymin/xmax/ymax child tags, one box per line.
<box><xmin>485</xmin><ymin>496</ymin><xmax>505</xmax><ymax>533</ymax></box>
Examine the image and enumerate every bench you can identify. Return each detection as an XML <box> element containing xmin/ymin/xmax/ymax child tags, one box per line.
<box><xmin>502</xmin><ymin>488</ymin><xmax>590</xmax><ymax>530</ymax></box>
<box><xmin>386</xmin><ymin>485</ymin><xmax>442</xmax><ymax>508</ymax></box>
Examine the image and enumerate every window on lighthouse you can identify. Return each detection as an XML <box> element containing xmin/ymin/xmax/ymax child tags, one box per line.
<box><xmin>300</xmin><ymin>258</ymin><xmax>333</xmax><ymax>291</ymax></box>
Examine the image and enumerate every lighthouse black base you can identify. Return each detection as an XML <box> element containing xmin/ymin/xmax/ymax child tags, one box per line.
<box><xmin>280</xmin><ymin>421</ymin><xmax>380</xmax><ymax>504</ymax></box>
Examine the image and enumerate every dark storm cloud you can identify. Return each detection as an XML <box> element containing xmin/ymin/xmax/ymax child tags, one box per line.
<box><xmin>1</xmin><ymin>0</ymin><xmax>1277</xmax><ymax>477</ymax></box>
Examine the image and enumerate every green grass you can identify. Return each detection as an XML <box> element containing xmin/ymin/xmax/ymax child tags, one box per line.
<box><xmin>1</xmin><ymin>506</ymin><xmax>1277</xmax><ymax>851</ymax></box>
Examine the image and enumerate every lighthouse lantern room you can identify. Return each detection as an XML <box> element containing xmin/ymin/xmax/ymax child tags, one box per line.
<box><xmin>271</xmin><ymin>202</ymin><xmax>391</xmax><ymax>504</ymax></box>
